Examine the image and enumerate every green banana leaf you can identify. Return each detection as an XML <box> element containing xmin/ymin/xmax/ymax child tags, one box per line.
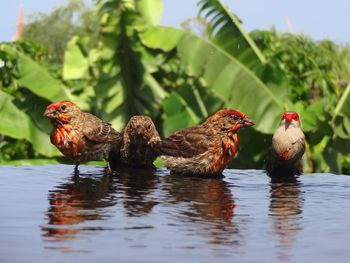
<box><xmin>63</xmin><ymin>36</ymin><xmax>90</xmax><ymax>80</ymax></box>
<box><xmin>162</xmin><ymin>92</ymin><xmax>201</xmax><ymax>136</ymax></box>
<box><xmin>0</xmin><ymin>90</ymin><xmax>59</xmax><ymax>157</ymax></box>
<box><xmin>198</xmin><ymin>0</ymin><xmax>266</xmax><ymax>71</ymax></box>
<box><xmin>333</xmin><ymin>83</ymin><xmax>350</xmax><ymax>138</ymax></box>
<box><xmin>140</xmin><ymin>26</ymin><xmax>286</xmax><ymax>134</ymax></box>
<box><xmin>334</xmin><ymin>83</ymin><xmax>350</xmax><ymax>117</ymax></box>
<box><xmin>136</xmin><ymin>0</ymin><xmax>163</xmax><ymax>25</ymax></box>
<box><xmin>10</xmin><ymin>47</ymin><xmax>71</xmax><ymax>102</ymax></box>
<box><xmin>92</xmin><ymin>1</ymin><xmax>167</xmax><ymax>130</ymax></box>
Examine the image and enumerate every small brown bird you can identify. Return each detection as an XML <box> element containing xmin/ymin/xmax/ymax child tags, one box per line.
<box><xmin>44</xmin><ymin>101</ymin><xmax>122</xmax><ymax>172</ymax></box>
<box><xmin>268</xmin><ymin>111</ymin><xmax>305</xmax><ymax>177</ymax></box>
<box><xmin>112</xmin><ymin>116</ymin><xmax>160</xmax><ymax>168</ymax></box>
<box><xmin>154</xmin><ymin>109</ymin><xmax>254</xmax><ymax>176</ymax></box>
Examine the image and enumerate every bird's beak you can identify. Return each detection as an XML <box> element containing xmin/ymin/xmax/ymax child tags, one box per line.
<box><xmin>43</xmin><ymin>107</ymin><xmax>56</xmax><ymax>119</ymax></box>
<box><xmin>242</xmin><ymin>117</ymin><xmax>255</xmax><ymax>127</ymax></box>
<box><xmin>284</xmin><ymin>121</ymin><xmax>291</xmax><ymax>130</ymax></box>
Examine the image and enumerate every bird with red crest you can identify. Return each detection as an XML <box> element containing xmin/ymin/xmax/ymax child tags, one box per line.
<box><xmin>268</xmin><ymin>111</ymin><xmax>305</xmax><ymax>177</ymax></box>
<box><xmin>153</xmin><ymin>109</ymin><xmax>255</xmax><ymax>176</ymax></box>
<box><xmin>44</xmin><ymin>101</ymin><xmax>122</xmax><ymax>173</ymax></box>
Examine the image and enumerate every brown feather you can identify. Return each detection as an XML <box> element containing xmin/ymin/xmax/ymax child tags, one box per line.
<box><xmin>111</xmin><ymin>115</ymin><xmax>161</xmax><ymax>168</ymax></box>
<box><xmin>44</xmin><ymin>101</ymin><xmax>122</xmax><ymax>170</ymax></box>
<box><xmin>81</xmin><ymin>113</ymin><xmax>121</xmax><ymax>143</ymax></box>
<box><xmin>157</xmin><ymin>126</ymin><xmax>213</xmax><ymax>158</ymax></box>
<box><xmin>155</xmin><ymin>108</ymin><xmax>254</xmax><ymax>175</ymax></box>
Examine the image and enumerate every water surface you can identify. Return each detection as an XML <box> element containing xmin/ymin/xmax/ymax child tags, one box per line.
<box><xmin>1</xmin><ymin>165</ymin><xmax>349</xmax><ymax>262</ymax></box>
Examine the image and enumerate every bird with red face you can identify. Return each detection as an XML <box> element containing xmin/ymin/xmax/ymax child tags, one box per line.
<box><xmin>153</xmin><ymin>109</ymin><xmax>255</xmax><ymax>176</ymax></box>
<box><xmin>268</xmin><ymin>111</ymin><xmax>305</xmax><ymax>177</ymax></box>
<box><xmin>44</xmin><ymin>101</ymin><xmax>122</xmax><ymax>172</ymax></box>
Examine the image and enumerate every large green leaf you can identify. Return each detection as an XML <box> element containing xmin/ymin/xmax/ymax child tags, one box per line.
<box><xmin>139</xmin><ymin>25</ymin><xmax>184</xmax><ymax>52</ymax></box>
<box><xmin>162</xmin><ymin>92</ymin><xmax>201</xmax><ymax>136</ymax></box>
<box><xmin>136</xmin><ymin>0</ymin><xmax>163</xmax><ymax>25</ymax></box>
<box><xmin>63</xmin><ymin>36</ymin><xmax>90</xmax><ymax>80</ymax></box>
<box><xmin>179</xmin><ymin>34</ymin><xmax>285</xmax><ymax>133</ymax></box>
<box><xmin>0</xmin><ymin>91</ymin><xmax>29</xmax><ymax>139</ymax></box>
<box><xmin>141</xmin><ymin>26</ymin><xmax>286</xmax><ymax>133</ymax></box>
<box><xmin>332</xmin><ymin>83</ymin><xmax>350</xmax><ymax>138</ymax></box>
<box><xmin>94</xmin><ymin>3</ymin><xmax>167</xmax><ymax>129</ymax></box>
<box><xmin>0</xmin><ymin>90</ymin><xmax>59</xmax><ymax>157</ymax></box>
<box><xmin>162</xmin><ymin>85</ymin><xmax>224</xmax><ymax>136</ymax></box>
<box><xmin>334</xmin><ymin>83</ymin><xmax>350</xmax><ymax>118</ymax></box>
<box><xmin>101</xmin><ymin>74</ymin><xmax>167</xmax><ymax>131</ymax></box>
<box><xmin>198</xmin><ymin>0</ymin><xmax>266</xmax><ymax>71</ymax></box>
<box><xmin>12</xmin><ymin>48</ymin><xmax>71</xmax><ymax>102</ymax></box>
<box><xmin>11</xmin><ymin>55</ymin><xmax>69</xmax><ymax>100</ymax></box>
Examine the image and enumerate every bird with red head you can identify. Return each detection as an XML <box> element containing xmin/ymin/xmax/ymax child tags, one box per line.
<box><xmin>153</xmin><ymin>109</ymin><xmax>254</xmax><ymax>176</ymax></box>
<box><xmin>44</xmin><ymin>100</ymin><xmax>122</xmax><ymax>173</ymax></box>
<box><xmin>268</xmin><ymin>111</ymin><xmax>305</xmax><ymax>177</ymax></box>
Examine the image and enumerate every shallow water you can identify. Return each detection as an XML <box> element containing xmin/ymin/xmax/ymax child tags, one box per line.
<box><xmin>1</xmin><ymin>165</ymin><xmax>350</xmax><ymax>263</ymax></box>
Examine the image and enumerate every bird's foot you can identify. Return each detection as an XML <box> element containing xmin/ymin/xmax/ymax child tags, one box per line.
<box><xmin>104</xmin><ymin>161</ymin><xmax>112</xmax><ymax>176</ymax></box>
<box><xmin>74</xmin><ymin>163</ymin><xmax>80</xmax><ymax>175</ymax></box>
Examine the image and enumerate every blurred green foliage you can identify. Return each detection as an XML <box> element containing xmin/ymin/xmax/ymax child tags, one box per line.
<box><xmin>22</xmin><ymin>0</ymin><xmax>99</xmax><ymax>65</ymax></box>
<box><xmin>250</xmin><ymin>29</ymin><xmax>350</xmax><ymax>104</ymax></box>
<box><xmin>0</xmin><ymin>0</ymin><xmax>349</xmax><ymax>174</ymax></box>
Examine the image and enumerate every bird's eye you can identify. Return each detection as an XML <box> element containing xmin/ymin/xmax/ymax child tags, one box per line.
<box><xmin>233</xmin><ymin>115</ymin><xmax>239</xmax><ymax>121</ymax></box>
<box><xmin>60</xmin><ymin>105</ymin><xmax>67</xmax><ymax>111</ymax></box>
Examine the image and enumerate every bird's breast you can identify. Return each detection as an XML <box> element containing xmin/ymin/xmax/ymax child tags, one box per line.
<box><xmin>209</xmin><ymin>134</ymin><xmax>238</xmax><ymax>173</ymax></box>
<box><xmin>272</xmin><ymin>125</ymin><xmax>305</xmax><ymax>161</ymax></box>
<box><xmin>51</xmin><ymin>125</ymin><xmax>84</xmax><ymax>157</ymax></box>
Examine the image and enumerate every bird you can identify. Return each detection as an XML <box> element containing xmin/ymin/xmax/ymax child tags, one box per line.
<box><xmin>267</xmin><ymin>111</ymin><xmax>305</xmax><ymax>177</ymax></box>
<box><xmin>44</xmin><ymin>100</ymin><xmax>122</xmax><ymax>173</ymax></box>
<box><xmin>153</xmin><ymin>109</ymin><xmax>255</xmax><ymax>176</ymax></box>
<box><xmin>111</xmin><ymin>115</ymin><xmax>161</xmax><ymax>168</ymax></box>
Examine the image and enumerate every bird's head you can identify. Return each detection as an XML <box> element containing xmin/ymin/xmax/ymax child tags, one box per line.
<box><xmin>126</xmin><ymin>116</ymin><xmax>159</xmax><ymax>142</ymax></box>
<box><xmin>281</xmin><ymin>111</ymin><xmax>301</xmax><ymax>128</ymax></box>
<box><xmin>44</xmin><ymin>101</ymin><xmax>81</xmax><ymax>124</ymax></box>
<box><xmin>210</xmin><ymin>109</ymin><xmax>255</xmax><ymax>132</ymax></box>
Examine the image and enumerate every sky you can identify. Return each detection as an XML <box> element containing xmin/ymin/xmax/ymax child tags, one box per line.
<box><xmin>0</xmin><ymin>0</ymin><xmax>349</xmax><ymax>43</ymax></box>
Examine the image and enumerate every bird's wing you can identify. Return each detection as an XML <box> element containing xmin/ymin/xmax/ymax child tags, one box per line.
<box><xmin>82</xmin><ymin>113</ymin><xmax>122</xmax><ymax>143</ymax></box>
<box><xmin>156</xmin><ymin>126</ymin><xmax>213</xmax><ymax>158</ymax></box>
<box><xmin>289</xmin><ymin>132</ymin><xmax>305</xmax><ymax>160</ymax></box>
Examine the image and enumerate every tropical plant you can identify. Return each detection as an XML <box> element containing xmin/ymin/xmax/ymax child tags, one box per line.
<box><xmin>249</xmin><ymin>29</ymin><xmax>350</xmax><ymax>173</ymax></box>
<box><xmin>0</xmin><ymin>41</ymin><xmax>67</xmax><ymax>161</ymax></box>
<box><xmin>22</xmin><ymin>0</ymin><xmax>98</xmax><ymax>65</ymax></box>
<box><xmin>1</xmin><ymin>0</ymin><xmax>349</xmax><ymax>174</ymax></box>
<box><xmin>250</xmin><ymin>29</ymin><xmax>350</xmax><ymax>104</ymax></box>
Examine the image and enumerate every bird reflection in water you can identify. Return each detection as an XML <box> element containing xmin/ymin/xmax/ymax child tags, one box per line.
<box><xmin>42</xmin><ymin>169</ymin><xmax>117</xmax><ymax>240</ymax></box>
<box><xmin>269</xmin><ymin>176</ymin><xmax>304</xmax><ymax>262</ymax></box>
<box><xmin>163</xmin><ymin>175</ymin><xmax>238</xmax><ymax>246</ymax></box>
<box><xmin>114</xmin><ymin>168</ymin><xmax>159</xmax><ymax>217</ymax></box>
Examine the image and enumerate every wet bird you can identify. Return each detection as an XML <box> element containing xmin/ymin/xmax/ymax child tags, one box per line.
<box><xmin>44</xmin><ymin>101</ymin><xmax>122</xmax><ymax>173</ymax></box>
<box><xmin>154</xmin><ymin>109</ymin><xmax>254</xmax><ymax>176</ymax></box>
<box><xmin>112</xmin><ymin>115</ymin><xmax>160</xmax><ymax>168</ymax></box>
<box><xmin>268</xmin><ymin>111</ymin><xmax>305</xmax><ymax>177</ymax></box>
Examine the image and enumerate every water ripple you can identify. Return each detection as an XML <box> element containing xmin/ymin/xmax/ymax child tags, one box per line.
<box><xmin>1</xmin><ymin>165</ymin><xmax>350</xmax><ymax>262</ymax></box>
